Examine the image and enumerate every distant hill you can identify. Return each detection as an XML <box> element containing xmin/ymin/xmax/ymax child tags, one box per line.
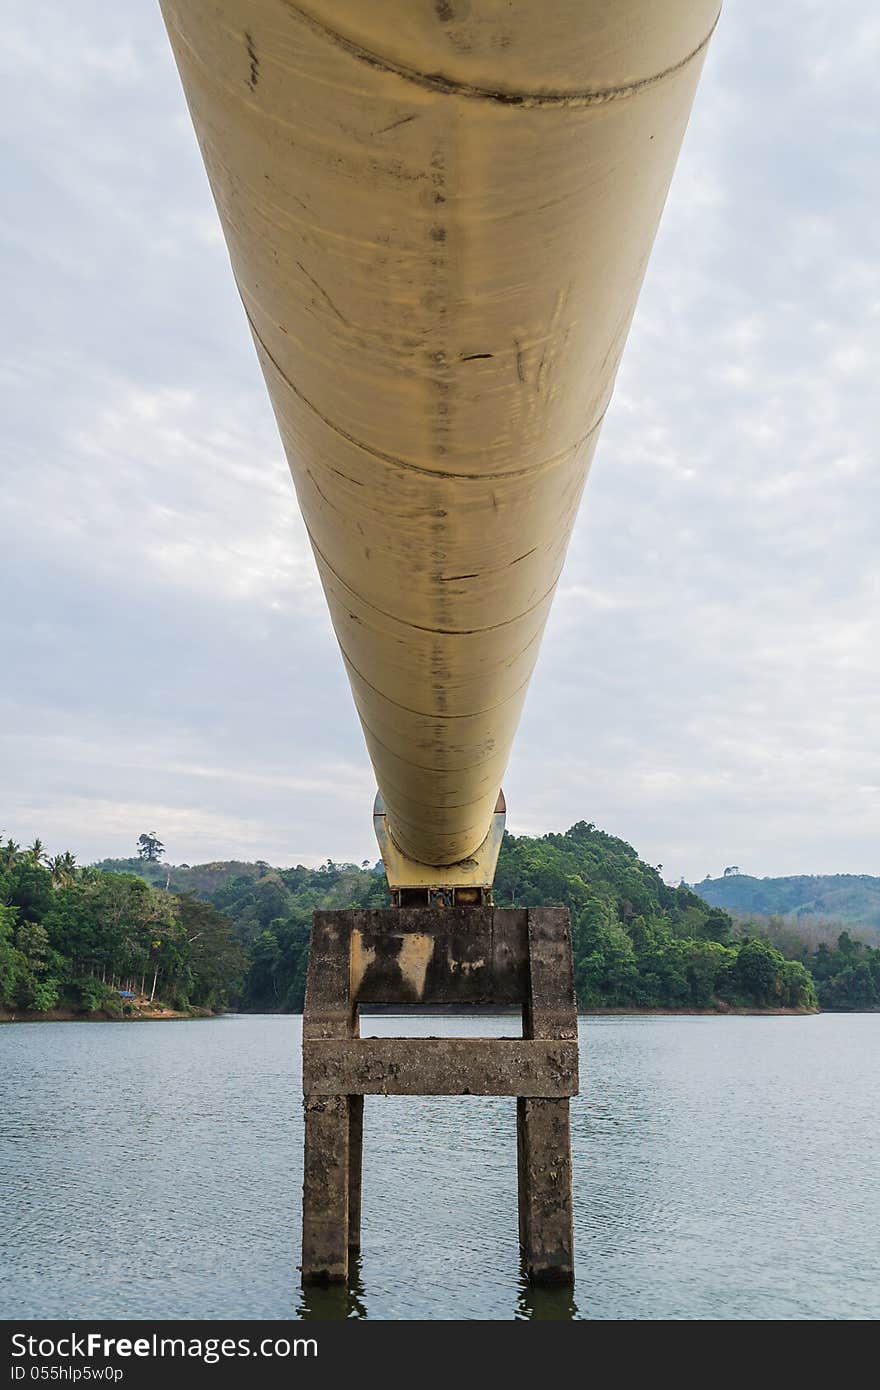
<box><xmin>92</xmin><ymin>857</ymin><xmax>281</xmax><ymax>898</ymax></box>
<box><xmin>693</xmin><ymin>873</ymin><xmax>880</xmax><ymax>936</ymax></box>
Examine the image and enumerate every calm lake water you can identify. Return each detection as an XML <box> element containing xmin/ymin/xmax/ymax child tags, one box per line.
<box><xmin>1</xmin><ymin>1012</ymin><xmax>877</xmax><ymax>1320</ymax></box>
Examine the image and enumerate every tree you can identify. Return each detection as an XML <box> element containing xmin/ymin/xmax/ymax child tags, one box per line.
<box><xmin>174</xmin><ymin>895</ymin><xmax>247</xmax><ymax>1010</ymax></box>
<box><xmin>781</xmin><ymin>960</ymin><xmax>819</xmax><ymax>1011</ymax></box>
<box><xmin>734</xmin><ymin>938</ymin><xmax>785</xmax><ymax>1006</ymax></box>
<box><xmin>137</xmin><ymin>832</ymin><xmax>165</xmax><ymax>862</ymax></box>
<box><xmin>684</xmin><ymin>940</ymin><xmax>735</xmax><ymax>1008</ymax></box>
<box><xmin>723</xmin><ymin>865</ymin><xmax>742</xmax><ymax>877</ymax></box>
<box><xmin>0</xmin><ymin>838</ymin><xmax>21</xmax><ymax>871</ymax></box>
<box><xmin>42</xmin><ymin>885</ymin><xmax>99</xmax><ymax>977</ymax></box>
<box><xmin>823</xmin><ymin>962</ymin><xmax>877</xmax><ymax>1011</ymax></box>
<box><xmin>47</xmin><ymin>850</ymin><xmax>77</xmax><ymax>887</ymax></box>
<box><xmin>4</xmin><ymin>857</ymin><xmax>53</xmax><ymax>924</ymax></box>
<box><xmin>15</xmin><ymin>920</ymin><xmax>51</xmax><ymax>970</ymax></box>
<box><xmin>697</xmin><ymin>907</ymin><xmax>734</xmax><ymax>944</ymax></box>
<box><xmin>0</xmin><ymin>906</ymin><xmax>26</xmax><ymax>1007</ymax></box>
<box><xmin>12</xmin><ymin>921</ymin><xmax>61</xmax><ymax>1011</ymax></box>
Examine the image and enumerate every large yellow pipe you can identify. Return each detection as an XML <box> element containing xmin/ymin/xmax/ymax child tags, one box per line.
<box><xmin>161</xmin><ymin>1</ymin><xmax>719</xmax><ymax>866</ymax></box>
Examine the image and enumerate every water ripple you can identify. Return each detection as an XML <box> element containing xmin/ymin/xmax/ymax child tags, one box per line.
<box><xmin>1</xmin><ymin>1013</ymin><xmax>877</xmax><ymax>1319</ymax></box>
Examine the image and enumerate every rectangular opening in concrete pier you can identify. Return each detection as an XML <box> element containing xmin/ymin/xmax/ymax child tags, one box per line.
<box><xmin>357</xmin><ymin>1008</ymin><xmax>522</xmax><ymax>1037</ymax></box>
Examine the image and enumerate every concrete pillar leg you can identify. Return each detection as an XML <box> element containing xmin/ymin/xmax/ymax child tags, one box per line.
<box><xmin>347</xmin><ymin>1094</ymin><xmax>364</xmax><ymax>1252</ymax></box>
<box><xmin>517</xmin><ymin>1097</ymin><xmax>574</xmax><ymax>1284</ymax></box>
<box><xmin>301</xmin><ymin>1094</ymin><xmax>350</xmax><ymax>1283</ymax></box>
<box><xmin>516</xmin><ymin>1096</ymin><xmax>530</xmax><ymax>1249</ymax></box>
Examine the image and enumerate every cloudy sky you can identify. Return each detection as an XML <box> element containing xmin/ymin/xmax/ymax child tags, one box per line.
<box><xmin>2</xmin><ymin>3</ymin><xmax>878</xmax><ymax>881</ymax></box>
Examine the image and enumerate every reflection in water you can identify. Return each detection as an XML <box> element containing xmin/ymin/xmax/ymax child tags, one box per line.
<box><xmin>296</xmin><ymin>1256</ymin><xmax>579</xmax><ymax>1321</ymax></box>
<box><xmin>515</xmin><ymin>1264</ymin><xmax>579</xmax><ymax>1321</ymax></box>
<box><xmin>297</xmin><ymin>1256</ymin><xmax>368</xmax><ymax>1320</ymax></box>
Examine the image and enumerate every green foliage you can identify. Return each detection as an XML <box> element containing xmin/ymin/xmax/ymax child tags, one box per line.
<box><xmin>808</xmin><ymin>932</ymin><xmax>880</xmax><ymax>1010</ymax></box>
<box><xmin>103</xmin><ymin>822</ymin><xmax>833</xmax><ymax>1014</ymax></box>
<box><xmin>5</xmin><ymin>821</ymin><xmax>876</xmax><ymax>1019</ymax></box>
<box><xmin>494</xmin><ymin>823</ymin><xmax>744</xmax><ymax>1009</ymax></box>
<box><xmin>733</xmin><ymin>938</ymin><xmax>786</xmax><ymax>1006</ymax></box>
<box><xmin>72</xmin><ymin>976</ymin><xmax>118</xmax><ymax>1014</ymax></box>
<box><xmin>781</xmin><ymin>960</ymin><xmax>818</xmax><ymax>1010</ymax></box>
<box><xmin>28</xmin><ymin>977</ymin><xmax>60</xmax><ymax>1012</ymax></box>
<box><xmin>3</xmin><ymin>857</ymin><xmax>53</xmax><ymax>923</ymax></box>
<box><xmin>207</xmin><ymin>860</ymin><xmax>388</xmax><ymax>1010</ymax></box>
<box><xmin>0</xmin><ymin>837</ymin><xmax>243</xmax><ymax>1017</ymax></box>
<box><xmin>174</xmin><ymin>895</ymin><xmax>248</xmax><ymax>1010</ymax></box>
<box><xmin>0</xmin><ymin>904</ymin><xmax>27</xmax><ymax>1006</ymax></box>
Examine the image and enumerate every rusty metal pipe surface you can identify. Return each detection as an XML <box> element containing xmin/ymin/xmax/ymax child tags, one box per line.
<box><xmin>160</xmin><ymin>0</ymin><xmax>720</xmax><ymax>865</ymax></box>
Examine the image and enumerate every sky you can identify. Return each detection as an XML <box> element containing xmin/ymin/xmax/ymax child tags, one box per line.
<box><xmin>2</xmin><ymin>3</ymin><xmax>878</xmax><ymax>881</ymax></box>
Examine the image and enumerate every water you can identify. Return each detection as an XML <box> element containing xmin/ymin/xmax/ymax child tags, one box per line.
<box><xmin>1</xmin><ymin>1013</ymin><xmax>877</xmax><ymax>1320</ymax></box>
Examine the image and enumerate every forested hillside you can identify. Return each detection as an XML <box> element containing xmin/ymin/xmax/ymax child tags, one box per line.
<box><xmin>7</xmin><ymin>822</ymin><xmax>880</xmax><ymax>1019</ymax></box>
<box><xmin>0</xmin><ymin>838</ymin><xmax>245</xmax><ymax>1018</ymax></box>
<box><xmin>98</xmin><ymin>823</ymin><xmax>831</xmax><ymax>1013</ymax></box>
<box><xmin>695</xmin><ymin>871</ymin><xmax>880</xmax><ymax>934</ymax></box>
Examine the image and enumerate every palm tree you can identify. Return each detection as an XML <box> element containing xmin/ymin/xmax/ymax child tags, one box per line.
<box><xmin>48</xmin><ymin>851</ymin><xmax>78</xmax><ymax>887</ymax></box>
<box><xmin>0</xmin><ymin>838</ymin><xmax>21</xmax><ymax>870</ymax></box>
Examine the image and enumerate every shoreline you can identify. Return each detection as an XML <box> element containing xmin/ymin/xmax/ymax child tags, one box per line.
<box><xmin>1</xmin><ymin>1004</ymin><xmax>822</xmax><ymax>1023</ymax></box>
<box><xmin>0</xmin><ymin>1006</ymin><xmax>214</xmax><ymax>1024</ymax></box>
<box><xmin>581</xmin><ymin>1005</ymin><xmax>818</xmax><ymax>1016</ymax></box>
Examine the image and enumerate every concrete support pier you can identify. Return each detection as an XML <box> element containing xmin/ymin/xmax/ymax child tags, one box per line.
<box><xmin>301</xmin><ymin>907</ymin><xmax>578</xmax><ymax>1285</ymax></box>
